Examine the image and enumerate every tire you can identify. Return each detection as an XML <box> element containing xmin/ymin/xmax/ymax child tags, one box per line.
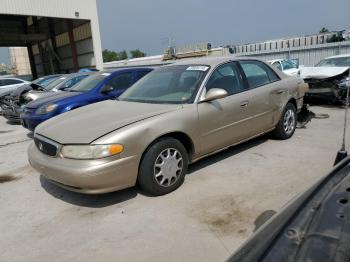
<box><xmin>138</xmin><ymin>137</ymin><xmax>189</xmax><ymax>196</ymax></box>
<box><xmin>272</xmin><ymin>103</ymin><xmax>297</xmax><ymax>140</ymax></box>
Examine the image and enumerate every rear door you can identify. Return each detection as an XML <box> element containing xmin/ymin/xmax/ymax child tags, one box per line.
<box><xmin>238</xmin><ymin>60</ymin><xmax>285</xmax><ymax>136</ymax></box>
<box><xmin>197</xmin><ymin>62</ymin><xmax>252</xmax><ymax>155</ymax></box>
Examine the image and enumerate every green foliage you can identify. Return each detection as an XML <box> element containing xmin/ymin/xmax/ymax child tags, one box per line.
<box><xmin>327</xmin><ymin>33</ymin><xmax>345</xmax><ymax>43</ymax></box>
<box><xmin>103</xmin><ymin>48</ymin><xmax>147</xmax><ymax>62</ymax></box>
<box><xmin>130</xmin><ymin>49</ymin><xmax>146</xmax><ymax>58</ymax></box>
<box><xmin>102</xmin><ymin>49</ymin><xmax>129</xmax><ymax>62</ymax></box>
<box><xmin>102</xmin><ymin>49</ymin><xmax>118</xmax><ymax>62</ymax></box>
<box><xmin>319</xmin><ymin>27</ymin><xmax>329</xmax><ymax>34</ymax></box>
<box><xmin>118</xmin><ymin>50</ymin><xmax>128</xmax><ymax>60</ymax></box>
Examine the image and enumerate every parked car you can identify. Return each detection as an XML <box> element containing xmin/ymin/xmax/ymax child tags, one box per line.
<box><xmin>1</xmin><ymin>73</ymin><xmax>90</xmax><ymax>123</ymax></box>
<box><xmin>0</xmin><ymin>77</ymin><xmax>30</xmax><ymax>96</ymax></box>
<box><xmin>300</xmin><ymin>54</ymin><xmax>350</xmax><ymax>104</ymax></box>
<box><xmin>0</xmin><ymin>75</ymin><xmax>60</xmax><ymax>117</ymax></box>
<box><xmin>269</xmin><ymin>59</ymin><xmax>300</xmax><ymax>76</ymax></box>
<box><xmin>28</xmin><ymin>57</ymin><xmax>308</xmax><ymax>196</ymax></box>
<box><xmin>22</xmin><ymin>72</ymin><xmax>92</xmax><ymax>103</ymax></box>
<box><xmin>21</xmin><ymin>68</ymin><xmax>152</xmax><ymax>130</ymax></box>
<box><xmin>0</xmin><ymin>74</ymin><xmax>62</xmax><ymax>101</ymax></box>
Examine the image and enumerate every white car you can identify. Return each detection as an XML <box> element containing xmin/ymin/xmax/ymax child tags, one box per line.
<box><xmin>0</xmin><ymin>77</ymin><xmax>30</xmax><ymax>96</ymax></box>
<box><xmin>269</xmin><ymin>59</ymin><xmax>300</xmax><ymax>76</ymax></box>
<box><xmin>299</xmin><ymin>54</ymin><xmax>350</xmax><ymax>104</ymax></box>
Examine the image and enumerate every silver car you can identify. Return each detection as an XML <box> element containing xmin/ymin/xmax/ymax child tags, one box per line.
<box><xmin>28</xmin><ymin>57</ymin><xmax>308</xmax><ymax>195</ymax></box>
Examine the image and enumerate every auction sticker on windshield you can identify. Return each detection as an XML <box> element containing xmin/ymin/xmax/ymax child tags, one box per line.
<box><xmin>186</xmin><ymin>66</ymin><xmax>209</xmax><ymax>71</ymax></box>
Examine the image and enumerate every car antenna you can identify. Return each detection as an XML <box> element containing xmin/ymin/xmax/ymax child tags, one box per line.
<box><xmin>334</xmin><ymin>70</ymin><xmax>350</xmax><ymax>165</ymax></box>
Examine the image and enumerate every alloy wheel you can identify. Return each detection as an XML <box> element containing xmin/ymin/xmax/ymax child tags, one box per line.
<box><xmin>283</xmin><ymin>109</ymin><xmax>295</xmax><ymax>135</ymax></box>
<box><xmin>154</xmin><ymin>148</ymin><xmax>183</xmax><ymax>187</ymax></box>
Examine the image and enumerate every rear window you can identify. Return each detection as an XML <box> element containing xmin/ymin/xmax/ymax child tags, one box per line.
<box><xmin>240</xmin><ymin>61</ymin><xmax>280</xmax><ymax>88</ymax></box>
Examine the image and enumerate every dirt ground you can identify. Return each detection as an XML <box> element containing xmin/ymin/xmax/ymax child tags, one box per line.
<box><xmin>0</xmin><ymin>105</ymin><xmax>346</xmax><ymax>261</ymax></box>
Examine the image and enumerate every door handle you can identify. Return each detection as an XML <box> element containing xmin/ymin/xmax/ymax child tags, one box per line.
<box><xmin>240</xmin><ymin>101</ymin><xmax>249</xmax><ymax>107</ymax></box>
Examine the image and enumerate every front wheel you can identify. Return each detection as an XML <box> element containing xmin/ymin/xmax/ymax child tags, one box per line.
<box><xmin>138</xmin><ymin>138</ymin><xmax>189</xmax><ymax>196</ymax></box>
<box><xmin>272</xmin><ymin>103</ymin><xmax>297</xmax><ymax>140</ymax></box>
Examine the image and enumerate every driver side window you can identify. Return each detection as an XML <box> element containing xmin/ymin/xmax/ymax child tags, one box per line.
<box><xmin>105</xmin><ymin>72</ymin><xmax>133</xmax><ymax>91</ymax></box>
<box><xmin>206</xmin><ymin>62</ymin><xmax>244</xmax><ymax>96</ymax></box>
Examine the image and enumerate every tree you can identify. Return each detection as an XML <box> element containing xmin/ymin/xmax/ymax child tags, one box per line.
<box><xmin>102</xmin><ymin>49</ymin><xmax>129</xmax><ymax>62</ymax></box>
<box><xmin>102</xmin><ymin>49</ymin><xmax>118</xmax><ymax>62</ymax></box>
<box><xmin>118</xmin><ymin>50</ymin><xmax>128</xmax><ymax>60</ymax></box>
<box><xmin>319</xmin><ymin>27</ymin><xmax>329</xmax><ymax>34</ymax></box>
<box><xmin>327</xmin><ymin>33</ymin><xmax>345</xmax><ymax>43</ymax></box>
<box><xmin>130</xmin><ymin>49</ymin><xmax>146</xmax><ymax>58</ymax></box>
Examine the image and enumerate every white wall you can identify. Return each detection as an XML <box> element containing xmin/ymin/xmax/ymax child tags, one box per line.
<box><xmin>0</xmin><ymin>0</ymin><xmax>103</xmax><ymax>70</ymax></box>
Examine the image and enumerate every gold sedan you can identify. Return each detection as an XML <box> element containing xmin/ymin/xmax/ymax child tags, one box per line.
<box><xmin>28</xmin><ymin>57</ymin><xmax>308</xmax><ymax>195</ymax></box>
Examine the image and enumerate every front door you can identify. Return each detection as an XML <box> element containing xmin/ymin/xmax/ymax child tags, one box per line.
<box><xmin>197</xmin><ymin>62</ymin><xmax>252</xmax><ymax>155</ymax></box>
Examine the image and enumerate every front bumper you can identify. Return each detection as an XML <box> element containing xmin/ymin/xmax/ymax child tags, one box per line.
<box><xmin>20</xmin><ymin>112</ymin><xmax>51</xmax><ymax>131</ymax></box>
<box><xmin>2</xmin><ymin>108</ymin><xmax>21</xmax><ymax>122</ymax></box>
<box><xmin>28</xmin><ymin>142</ymin><xmax>140</xmax><ymax>194</ymax></box>
<box><xmin>0</xmin><ymin>100</ymin><xmax>21</xmax><ymax>122</ymax></box>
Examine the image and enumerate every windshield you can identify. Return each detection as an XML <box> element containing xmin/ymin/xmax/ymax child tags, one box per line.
<box><xmin>281</xmin><ymin>60</ymin><xmax>298</xmax><ymax>70</ymax></box>
<box><xmin>70</xmin><ymin>73</ymin><xmax>110</xmax><ymax>92</ymax></box>
<box><xmin>119</xmin><ymin>65</ymin><xmax>209</xmax><ymax>104</ymax></box>
<box><xmin>44</xmin><ymin>76</ymin><xmax>68</xmax><ymax>90</ymax></box>
<box><xmin>316</xmin><ymin>57</ymin><xmax>350</xmax><ymax>67</ymax></box>
<box><xmin>33</xmin><ymin>76</ymin><xmax>60</xmax><ymax>87</ymax></box>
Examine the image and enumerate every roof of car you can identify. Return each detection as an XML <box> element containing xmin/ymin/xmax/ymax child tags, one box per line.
<box><xmin>102</xmin><ymin>67</ymin><xmax>153</xmax><ymax>73</ymax></box>
<box><xmin>324</xmin><ymin>54</ymin><xmax>350</xmax><ymax>59</ymax></box>
<box><xmin>0</xmin><ymin>77</ymin><xmax>27</xmax><ymax>80</ymax></box>
<box><xmin>168</xmin><ymin>56</ymin><xmax>264</xmax><ymax>67</ymax></box>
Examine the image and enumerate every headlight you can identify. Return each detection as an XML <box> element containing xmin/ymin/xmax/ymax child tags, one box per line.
<box><xmin>60</xmin><ymin>144</ymin><xmax>124</xmax><ymax>159</ymax></box>
<box><xmin>36</xmin><ymin>103</ymin><xmax>57</xmax><ymax>115</ymax></box>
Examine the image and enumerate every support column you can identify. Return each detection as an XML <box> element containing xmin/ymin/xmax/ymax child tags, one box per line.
<box><xmin>27</xmin><ymin>44</ymin><xmax>37</xmax><ymax>79</ymax></box>
<box><xmin>32</xmin><ymin>16</ymin><xmax>47</xmax><ymax>75</ymax></box>
<box><xmin>48</xmin><ymin>18</ymin><xmax>60</xmax><ymax>72</ymax></box>
<box><xmin>67</xmin><ymin>20</ymin><xmax>79</xmax><ymax>72</ymax></box>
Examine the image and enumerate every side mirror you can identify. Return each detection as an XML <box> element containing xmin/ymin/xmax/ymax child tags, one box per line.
<box><xmin>200</xmin><ymin>88</ymin><xmax>228</xmax><ymax>103</ymax></box>
<box><xmin>58</xmin><ymin>85</ymin><xmax>68</xmax><ymax>91</ymax></box>
<box><xmin>100</xmin><ymin>85</ymin><xmax>114</xmax><ymax>94</ymax></box>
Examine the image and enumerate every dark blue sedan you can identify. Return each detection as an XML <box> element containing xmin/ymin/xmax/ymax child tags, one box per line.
<box><xmin>20</xmin><ymin>68</ymin><xmax>152</xmax><ymax>131</ymax></box>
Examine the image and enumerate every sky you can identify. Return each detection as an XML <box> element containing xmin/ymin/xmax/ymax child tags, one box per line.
<box><xmin>97</xmin><ymin>0</ymin><xmax>350</xmax><ymax>55</ymax></box>
<box><xmin>0</xmin><ymin>0</ymin><xmax>349</xmax><ymax>64</ymax></box>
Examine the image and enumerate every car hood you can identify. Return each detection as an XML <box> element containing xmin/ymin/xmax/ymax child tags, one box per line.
<box><xmin>26</xmin><ymin>91</ymin><xmax>80</xmax><ymax>108</ymax></box>
<box><xmin>36</xmin><ymin>100</ymin><xmax>183</xmax><ymax>144</ymax></box>
<box><xmin>6</xmin><ymin>83</ymin><xmax>32</xmax><ymax>97</ymax></box>
<box><xmin>24</xmin><ymin>90</ymin><xmax>61</xmax><ymax>102</ymax></box>
<box><xmin>300</xmin><ymin>66</ymin><xmax>350</xmax><ymax>79</ymax></box>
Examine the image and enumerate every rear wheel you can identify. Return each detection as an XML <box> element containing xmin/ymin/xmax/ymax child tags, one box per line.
<box><xmin>272</xmin><ymin>103</ymin><xmax>297</xmax><ymax>140</ymax></box>
<box><xmin>138</xmin><ymin>138</ymin><xmax>189</xmax><ymax>196</ymax></box>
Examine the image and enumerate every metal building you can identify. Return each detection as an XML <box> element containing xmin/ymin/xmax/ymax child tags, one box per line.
<box><xmin>0</xmin><ymin>0</ymin><xmax>103</xmax><ymax>78</ymax></box>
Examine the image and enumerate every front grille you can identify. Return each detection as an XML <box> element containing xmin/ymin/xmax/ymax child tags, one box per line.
<box><xmin>34</xmin><ymin>135</ymin><xmax>60</xmax><ymax>157</ymax></box>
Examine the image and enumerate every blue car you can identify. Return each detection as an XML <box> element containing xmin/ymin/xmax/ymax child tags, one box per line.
<box><xmin>20</xmin><ymin>68</ymin><xmax>152</xmax><ymax>131</ymax></box>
